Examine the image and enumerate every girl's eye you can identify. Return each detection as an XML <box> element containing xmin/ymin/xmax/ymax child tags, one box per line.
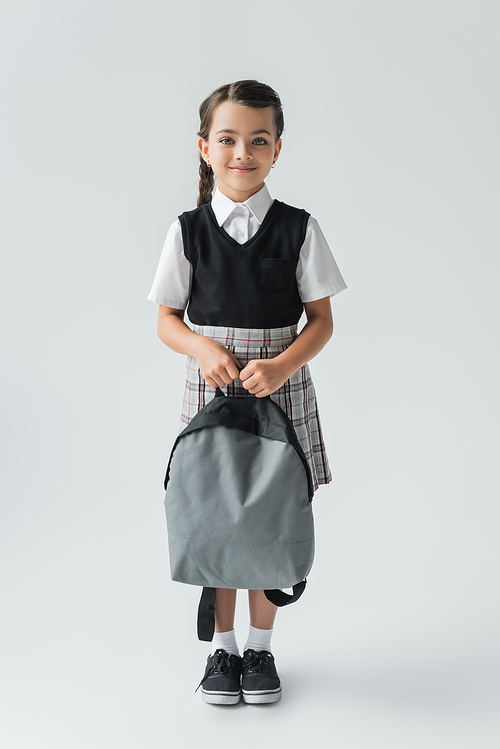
<box><xmin>218</xmin><ymin>137</ymin><xmax>268</xmax><ymax>146</ymax></box>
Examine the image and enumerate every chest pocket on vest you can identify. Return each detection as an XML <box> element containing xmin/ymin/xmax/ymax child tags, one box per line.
<box><xmin>260</xmin><ymin>258</ymin><xmax>295</xmax><ymax>291</ymax></box>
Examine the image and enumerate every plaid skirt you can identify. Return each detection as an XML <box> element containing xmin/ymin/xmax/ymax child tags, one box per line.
<box><xmin>180</xmin><ymin>324</ymin><xmax>332</xmax><ymax>493</ymax></box>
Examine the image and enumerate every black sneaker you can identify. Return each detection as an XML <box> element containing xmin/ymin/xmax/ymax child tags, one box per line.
<box><xmin>241</xmin><ymin>649</ymin><xmax>282</xmax><ymax>704</ymax></box>
<box><xmin>195</xmin><ymin>649</ymin><xmax>242</xmax><ymax>705</ymax></box>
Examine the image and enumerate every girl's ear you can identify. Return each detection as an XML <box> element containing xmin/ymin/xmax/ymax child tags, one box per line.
<box><xmin>273</xmin><ymin>138</ymin><xmax>283</xmax><ymax>163</ymax></box>
<box><xmin>198</xmin><ymin>137</ymin><xmax>209</xmax><ymax>163</ymax></box>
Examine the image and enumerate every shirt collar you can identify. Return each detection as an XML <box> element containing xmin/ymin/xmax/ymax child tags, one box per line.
<box><xmin>211</xmin><ymin>183</ymin><xmax>273</xmax><ymax>226</ymax></box>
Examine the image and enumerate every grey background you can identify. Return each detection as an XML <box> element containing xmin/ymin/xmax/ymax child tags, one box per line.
<box><xmin>1</xmin><ymin>1</ymin><xmax>499</xmax><ymax>746</ymax></box>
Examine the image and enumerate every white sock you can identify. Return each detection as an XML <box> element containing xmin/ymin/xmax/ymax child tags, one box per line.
<box><xmin>210</xmin><ymin>628</ymin><xmax>239</xmax><ymax>656</ymax></box>
<box><xmin>243</xmin><ymin>624</ymin><xmax>273</xmax><ymax>654</ymax></box>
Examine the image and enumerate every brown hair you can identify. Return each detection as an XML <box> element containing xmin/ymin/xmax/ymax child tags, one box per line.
<box><xmin>196</xmin><ymin>80</ymin><xmax>284</xmax><ymax>207</ymax></box>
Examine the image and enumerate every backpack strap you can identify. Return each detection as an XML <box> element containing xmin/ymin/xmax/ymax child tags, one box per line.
<box><xmin>264</xmin><ymin>580</ymin><xmax>307</xmax><ymax>606</ymax></box>
<box><xmin>215</xmin><ymin>386</ymin><xmax>270</xmax><ymax>400</ymax></box>
<box><xmin>197</xmin><ymin>587</ymin><xmax>216</xmax><ymax>641</ymax></box>
<box><xmin>197</xmin><ymin>581</ymin><xmax>307</xmax><ymax>641</ymax></box>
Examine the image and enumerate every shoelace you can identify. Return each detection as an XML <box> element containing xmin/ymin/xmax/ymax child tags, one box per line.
<box><xmin>243</xmin><ymin>650</ymin><xmax>270</xmax><ymax>674</ymax></box>
<box><xmin>195</xmin><ymin>649</ymin><xmax>237</xmax><ymax>692</ymax></box>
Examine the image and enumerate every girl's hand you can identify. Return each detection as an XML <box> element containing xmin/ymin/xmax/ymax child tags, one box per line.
<box><xmin>239</xmin><ymin>358</ymin><xmax>293</xmax><ymax>397</ymax></box>
<box><xmin>194</xmin><ymin>337</ymin><xmax>241</xmax><ymax>389</ymax></box>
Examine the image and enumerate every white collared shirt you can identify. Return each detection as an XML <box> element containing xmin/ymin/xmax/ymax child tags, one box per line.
<box><xmin>147</xmin><ymin>183</ymin><xmax>347</xmax><ymax>309</ymax></box>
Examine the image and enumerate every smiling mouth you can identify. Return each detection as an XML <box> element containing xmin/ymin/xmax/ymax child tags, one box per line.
<box><xmin>230</xmin><ymin>167</ymin><xmax>257</xmax><ymax>172</ymax></box>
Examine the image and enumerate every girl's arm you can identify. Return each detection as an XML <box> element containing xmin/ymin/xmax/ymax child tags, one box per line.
<box><xmin>239</xmin><ymin>297</ymin><xmax>333</xmax><ymax>397</ymax></box>
<box><xmin>157</xmin><ymin>305</ymin><xmax>241</xmax><ymax>389</ymax></box>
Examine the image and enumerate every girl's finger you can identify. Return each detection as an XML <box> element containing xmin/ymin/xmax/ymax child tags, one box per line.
<box><xmin>204</xmin><ymin>372</ymin><xmax>226</xmax><ymax>388</ymax></box>
<box><xmin>226</xmin><ymin>359</ymin><xmax>241</xmax><ymax>380</ymax></box>
<box><xmin>230</xmin><ymin>352</ymin><xmax>242</xmax><ymax>369</ymax></box>
<box><xmin>242</xmin><ymin>374</ymin><xmax>258</xmax><ymax>390</ymax></box>
<box><xmin>220</xmin><ymin>370</ymin><xmax>236</xmax><ymax>385</ymax></box>
<box><xmin>239</xmin><ymin>362</ymin><xmax>255</xmax><ymax>381</ymax></box>
<box><xmin>204</xmin><ymin>375</ymin><xmax>219</xmax><ymax>389</ymax></box>
<box><xmin>215</xmin><ymin>373</ymin><xmax>230</xmax><ymax>387</ymax></box>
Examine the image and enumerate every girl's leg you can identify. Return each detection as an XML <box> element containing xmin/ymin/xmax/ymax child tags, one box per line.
<box><xmin>211</xmin><ymin>588</ymin><xmax>239</xmax><ymax>656</ymax></box>
<box><xmin>247</xmin><ymin>590</ymin><xmax>278</xmax><ymax>630</ymax></box>
<box><xmin>201</xmin><ymin>590</ymin><xmax>240</xmax><ymax>702</ymax></box>
<box><xmin>214</xmin><ymin>588</ymin><xmax>237</xmax><ymax>632</ymax></box>
<box><xmin>244</xmin><ymin>590</ymin><xmax>278</xmax><ymax>653</ymax></box>
<box><xmin>242</xmin><ymin>592</ymin><xmax>282</xmax><ymax>703</ymax></box>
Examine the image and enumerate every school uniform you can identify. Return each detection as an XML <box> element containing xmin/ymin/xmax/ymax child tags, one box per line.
<box><xmin>148</xmin><ymin>183</ymin><xmax>347</xmax><ymax>492</ymax></box>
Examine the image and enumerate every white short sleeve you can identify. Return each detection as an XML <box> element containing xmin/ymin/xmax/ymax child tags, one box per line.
<box><xmin>147</xmin><ymin>213</ymin><xmax>346</xmax><ymax>309</ymax></box>
<box><xmin>296</xmin><ymin>217</ymin><xmax>347</xmax><ymax>303</ymax></box>
<box><xmin>147</xmin><ymin>220</ymin><xmax>192</xmax><ymax>309</ymax></box>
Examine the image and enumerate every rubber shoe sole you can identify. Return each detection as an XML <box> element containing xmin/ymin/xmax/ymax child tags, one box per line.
<box><xmin>200</xmin><ymin>687</ymin><xmax>241</xmax><ymax>705</ymax></box>
<box><xmin>242</xmin><ymin>686</ymin><xmax>282</xmax><ymax>704</ymax></box>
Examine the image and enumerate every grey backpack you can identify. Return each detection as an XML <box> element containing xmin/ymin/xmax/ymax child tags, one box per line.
<box><xmin>163</xmin><ymin>387</ymin><xmax>315</xmax><ymax>640</ymax></box>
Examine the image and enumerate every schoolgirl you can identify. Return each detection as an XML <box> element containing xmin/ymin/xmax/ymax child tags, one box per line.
<box><xmin>148</xmin><ymin>80</ymin><xmax>347</xmax><ymax>705</ymax></box>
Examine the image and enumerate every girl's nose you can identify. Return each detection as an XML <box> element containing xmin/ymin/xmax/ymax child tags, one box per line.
<box><xmin>234</xmin><ymin>142</ymin><xmax>252</xmax><ymax>159</ymax></box>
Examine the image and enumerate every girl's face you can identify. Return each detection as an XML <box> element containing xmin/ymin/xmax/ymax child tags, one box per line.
<box><xmin>198</xmin><ymin>101</ymin><xmax>282</xmax><ymax>203</ymax></box>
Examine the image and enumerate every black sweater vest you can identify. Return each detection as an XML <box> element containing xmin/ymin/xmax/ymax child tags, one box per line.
<box><xmin>179</xmin><ymin>199</ymin><xmax>310</xmax><ymax>328</ymax></box>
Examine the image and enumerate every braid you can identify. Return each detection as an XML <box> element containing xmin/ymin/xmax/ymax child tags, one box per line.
<box><xmin>197</xmin><ymin>156</ymin><xmax>214</xmax><ymax>207</ymax></box>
